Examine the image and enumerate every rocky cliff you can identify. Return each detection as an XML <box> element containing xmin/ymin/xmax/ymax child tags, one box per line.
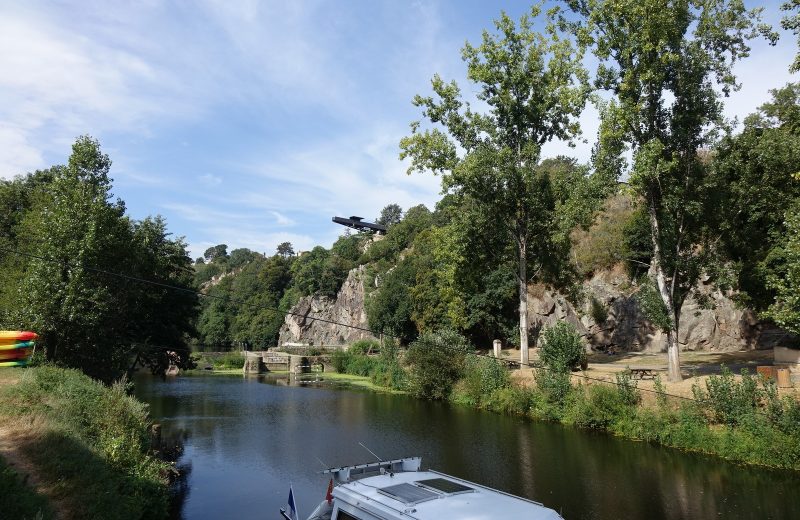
<box><xmin>278</xmin><ymin>266</ymin><xmax>378</xmax><ymax>346</ymax></box>
<box><xmin>528</xmin><ymin>267</ymin><xmax>789</xmax><ymax>352</ymax></box>
<box><xmin>279</xmin><ymin>263</ymin><xmax>789</xmax><ymax>351</ymax></box>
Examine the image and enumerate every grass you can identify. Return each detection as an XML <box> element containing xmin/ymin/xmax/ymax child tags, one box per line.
<box><xmin>0</xmin><ymin>366</ymin><xmax>170</xmax><ymax>519</ymax></box>
<box><xmin>0</xmin><ymin>455</ymin><xmax>54</xmax><ymax>520</ymax></box>
<box><xmin>190</xmin><ymin>351</ymin><xmax>245</xmax><ymax>370</ymax></box>
<box><xmin>317</xmin><ymin>372</ymin><xmax>406</xmax><ymax>393</ymax></box>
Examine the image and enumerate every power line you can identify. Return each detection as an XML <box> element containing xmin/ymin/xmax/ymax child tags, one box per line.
<box><xmin>0</xmin><ymin>246</ymin><xmax>385</xmax><ymax>338</ymax></box>
<box><xmin>2</xmin><ymin>245</ymin><xmax>781</xmax><ymax>416</ymax></box>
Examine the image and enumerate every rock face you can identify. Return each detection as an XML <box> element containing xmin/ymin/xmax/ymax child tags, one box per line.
<box><xmin>279</xmin><ymin>263</ymin><xmax>789</xmax><ymax>352</ymax></box>
<box><xmin>528</xmin><ymin>268</ymin><xmax>789</xmax><ymax>352</ymax></box>
<box><xmin>278</xmin><ymin>266</ymin><xmax>378</xmax><ymax>346</ymax></box>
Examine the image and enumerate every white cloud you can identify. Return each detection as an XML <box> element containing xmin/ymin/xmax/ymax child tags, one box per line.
<box><xmin>270</xmin><ymin>211</ymin><xmax>295</xmax><ymax>226</ymax></box>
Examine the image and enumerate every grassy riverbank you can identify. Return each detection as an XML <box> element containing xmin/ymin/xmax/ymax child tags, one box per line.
<box><xmin>332</xmin><ymin>338</ymin><xmax>800</xmax><ymax>472</ymax></box>
<box><xmin>0</xmin><ymin>366</ymin><xmax>171</xmax><ymax>519</ymax></box>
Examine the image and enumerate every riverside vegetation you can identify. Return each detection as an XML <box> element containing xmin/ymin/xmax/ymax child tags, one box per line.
<box><xmin>331</xmin><ymin>326</ymin><xmax>800</xmax><ymax>471</ymax></box>
<box><xmin>2</xmin><ymin>1</ymin><xmax>800</xmax><ymax>516</ymax></box>
<box><xmin>0</xmin><ymin>366</ymin><xmax>171</xmax><ymax>519</ymax></box>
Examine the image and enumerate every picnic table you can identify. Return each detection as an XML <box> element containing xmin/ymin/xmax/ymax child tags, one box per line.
<box><xmin>627</xmin><ymin>366</ymin><xmax>663</xmax><ymax>380</ymax></box>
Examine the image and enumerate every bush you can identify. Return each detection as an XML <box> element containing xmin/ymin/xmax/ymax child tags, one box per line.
<box><xmin>565</xmin><ymin>384</ymin><xmax>631</xmax><ymax>430</ymax></box>
<box><xmin>539</xmin><ymin>322</ymin><xmax>586</xmax><ymax>373</ymax></box>
<box><xmin>693</xmin><ymin>366</ymin><xmax>763</xmax><ymax>426</ymax></box>
<box><xmin>615</xmin><ymin>370</ymin><xmax>640</xmax><ymax>406</ymax></box>
<box><xmin>348</xmin><ymin>339</ymin><xmax>379</xmax><ymax>355</ymax></box>
<box><xmin>405</xmin><ymin>329</ymin><xmax>471</xmax><ymax>400</ymax></box>
<box><xmin>461</xmin><ymin>355</ymin><xmax>510</xmax><ymax>406</ymax></box>
<box><xmin>534</xmin><ymin>369</ymin><xmax>572</xmax><ymax>413</ymax></box>
<box><xmin>215</xmin><ymin>351</ymin><xmax>245</xmax><ymax>369</ymax></box>
<box><xmin>589</xmin><ymin>296</ymin><xmax>608</xmax><ymax>324</ymax></box>
<box><xmin>0</xmin><ymin>366</ymin><xmax>169</xmax><ymax>518</ymax></box>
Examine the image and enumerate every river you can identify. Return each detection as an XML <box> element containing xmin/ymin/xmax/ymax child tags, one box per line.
<box><xmin>134</xmin><ymin>373</ymin><xmax>800</xmax><ymax>520</ymax></box>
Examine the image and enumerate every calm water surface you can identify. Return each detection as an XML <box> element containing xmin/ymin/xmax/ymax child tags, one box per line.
<box><xmin>134</xmin><ymin>374</ymin><xmax>800</xmax><ymax>520</ymax></box>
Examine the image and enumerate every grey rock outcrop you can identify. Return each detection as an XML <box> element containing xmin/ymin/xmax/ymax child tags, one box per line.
<box><xmin>278</xmin><ymin>262</ymin><xmax>789</xmax><ymax>352</ymax></box>
<box><xmin>529</xmin><ymin>269</ymin><xmax>789</xmax><ymax>352</ymax></box>
<box><xmin>278</xmin><ymin>266</ymin><xmax>378</xmax><ymax>346</ymax></box>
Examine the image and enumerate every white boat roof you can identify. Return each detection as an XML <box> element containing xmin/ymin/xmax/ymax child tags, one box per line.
<box><xmin>333</xmin><ymin>469</ymin><xmax>562</xmax><ymax>520</ymax></box>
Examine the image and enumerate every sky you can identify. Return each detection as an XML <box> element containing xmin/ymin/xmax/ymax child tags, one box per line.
<box><xmin>1</xmin><ymin>0</ymin><xmax>796</xmax><ymax>259</ymax></box>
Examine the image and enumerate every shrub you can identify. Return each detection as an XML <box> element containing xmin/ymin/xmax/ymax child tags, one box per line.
<box><xmin>405</xmin><ymin>329</ymin><xmax>471</xmax><ymax>400</ymax></box>
<box><xmin>615</xmin><ymin>370</ymin><xmax>641</xmax><ymax>406</ymax></box>
<box><xmin>539</xmin><ymin>322</ymin><xmax>586</xmax><ymax>373</ymax></box>
<box><xmin>349</xmin><ymin>339</ymin><xmax>379</xmax><ymax>355</ymax></box>
<box><xmin>589</xmin><ymin>296</ymin><xmax>608</xmax><ymax>324</ymax></box>
<box><xmin>461</xmin><ymin>355</ymin><xmax>510</xmax><ymax>406</ymax></box>
<box><xmin>215</xmin><ymin>351</ymin><xmax>245</xmax><ymax>369</ymax></box>
<box><xmin>565</xmin><ymin>384</ymin><xmax>632</xmax><ymax>430</ymax></box>
<box><xmin>482</xmin><ymin>386</ymin><xmax>541</xmax><ymax>416</ymax></box>
<box><xmin>0</xmin><ymin>366</ymin><xmax>169</xmax><ymax>518</ymax></box>
<box><xmin>331</xmin><ymin>349</ymin><xmax>350</xmax><ymax>373</ymax></box>
<box><xmin>694</xmin><ymin>366</ymin><xmax>763</xmax><ymax>426</ymax></box>
<box><xmin>534</xmin><ymin>368</ymin><xmax>572</xmax><ymax>412</ymax></box>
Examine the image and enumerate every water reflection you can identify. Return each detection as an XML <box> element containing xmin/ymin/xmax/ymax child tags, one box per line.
<box><xmin>135</xmin><ymin>374</ymin><xmax>799</xmax><ymax>520</ymax></box>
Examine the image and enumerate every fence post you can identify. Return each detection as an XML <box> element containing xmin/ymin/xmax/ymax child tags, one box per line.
<box><xmin>493</xmin><ymin>339</ymin><xmax>501</xmax><ymax>358</ymax></box>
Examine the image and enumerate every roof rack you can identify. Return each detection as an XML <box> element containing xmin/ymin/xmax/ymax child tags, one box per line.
<box><xmin>321</xmin><ymin>457</ymin><xmax>422</xmax><ymax>483</ymax></box>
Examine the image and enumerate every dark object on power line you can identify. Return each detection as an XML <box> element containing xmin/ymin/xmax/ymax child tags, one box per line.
<box><xmin>332</xmin><ymin>216</ymin><xmax>387</xmax><ymax>234</ymax></box>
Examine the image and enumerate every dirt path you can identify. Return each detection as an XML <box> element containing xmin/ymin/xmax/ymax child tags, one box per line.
<box><xmin>506</xmin><ymin>348</ymin><xmax>799</xmax><ymax>400</ymax></box>
<box><xmin>0</xmin><ymin>371</ymin><xmax>69</xmax><ymax>519</ymax></box>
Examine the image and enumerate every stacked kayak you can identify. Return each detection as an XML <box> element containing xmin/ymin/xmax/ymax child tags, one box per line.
<box><xmin>0</xmin><ymin>331</ymin><xmax>38</xmax><ymax>367</ymax></box>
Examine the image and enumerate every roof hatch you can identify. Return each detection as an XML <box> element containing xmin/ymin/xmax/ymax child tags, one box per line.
<box><xmin>377</xmin><ymin>483</ymin><xmax>439</xmax><ymax>505</ymax></box>
<box><xmin>416</xmin><ymin>478</ymin><xmax>473</xmax><ymax>495</ymax></box>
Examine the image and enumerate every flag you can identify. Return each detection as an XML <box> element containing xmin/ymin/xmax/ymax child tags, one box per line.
<box><xmin>287</xmin><ymin>485</ymin><xmax>299</xmax><ymax>520</ymax></box>
<box><xmin>326</xmin><ymin>479</ymin><xmax>334</xmax><ymax>505</ymax></box>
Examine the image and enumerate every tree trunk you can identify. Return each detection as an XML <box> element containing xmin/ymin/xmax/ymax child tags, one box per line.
<box><xmin>518</xmin><ymin>235</ymin><xmax>529</xmax><ymax>366</ymax></box>
<box><xmin>647</xmin><ymin>197</ymin><xmax>682</xmax><ymax>382</ymax></box>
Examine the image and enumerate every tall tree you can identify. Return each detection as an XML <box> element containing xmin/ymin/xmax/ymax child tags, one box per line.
<box><xmin>276</xmin><ymin>241</ymin><xmax>295</xmax><ymax>258</ymax></box>
<box><xmin>203</xmin><ymin>244</ymin><xmax>228</xmax><ymax>262</ymax></box>
<box><xmin>400</xmin><ymin>5</ymin><xmax>590</xmax><ymax>364</ymax></box>
<box><xmin>764</xmin><ymin>202</ymin><xmax>800</xmax><ymax>335</ymax></box>
<box><xmin>377</xmin><ymin>203</ymin><xmax>403</xmax><ymax>228</ymax></box>
<box><xmin>8</xmin><ymin>137</ymin><xmax>196</xmax><ymax>381</ymax></box>
<box><xmin>565</xmin><ymin>0</ymin><xmax>776</xmax><ymax>380</ymax></box>
<box><xmin>712</xmin><ymin>84</ymin><xmax>800</xmax><ymax>311</ymax></box>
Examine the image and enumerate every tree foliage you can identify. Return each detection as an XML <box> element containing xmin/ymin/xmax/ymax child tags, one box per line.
<box><xmin>565</xmin><ymin>0</ymin><xmax>776</xmax><ymax>380</ymax></box>
<box><xmin>376</xmin><ymin>203</ymin><xmax>403</xmax><ymax>228</ymax></box>
<box><xmin>401</xmin><ymin>5</ymin><xmax>609</xmax><ymax>364</ymax></box>
<box><xmin>1</xmin><ymin>136</ymin><xmax>196</xmax><ymax>382</ymax></box>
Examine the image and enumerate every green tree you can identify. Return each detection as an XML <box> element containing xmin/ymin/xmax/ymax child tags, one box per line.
<box><xmin>783</xmin><ymin>0</ymin><xmax>800</xmax><ymax>72</ymax></box>
<box><xmin>712</xmin><ymin>85</ymin><xmax>800</xmax><ymax>311</ymax></box>
<box><xmin>228</xmin><ymin>248</ymin><xmax>260</xmax><ymax>270</ymax></box>
<box><xmin>203</xmin><ymin>244</ymin><xmax>228</xmax><ymax>262</ymax></box>
<box><xmin>5</xmin><ymin>137</ymin><xmax>197</xmax><ymax>381</ymax></box>
<box><xmin>400</xmin><ymin>6</ymin><xmax>591</xmax><ymax>365</ymax></box>
<box><xmin>377</xmin><ymin>203</ymin><xmax>403</xmax><ymax>228</ymax></box>
<box><xmin>276</xmin><ymin>241</ymin><xmax>295</xmax><ymax>258</ymax></box>
<box><xmin>126</xmin><ymin>216</ymin><xmax>198</xmax><ymax>373</ymax></box>
<box><xmin>15</xmin><ymin>137</ymin><xmax>133</xmax><ymax>380</ymax></box>
<box><xmin>366</xmin><ymin>257</ymin><xmax>417</xmax><ymax>343</ymax></box>
<box><xmin>764</xmin><ymin>202</ymin><xmax>800</xmax><ymax>335</ymax></box>
<box><xmin>565</xmin><ymin>0</ymin><xmax>776</xmax><ymax>381</ymax></box>
<box><xmin>405</xmin><ymin>329</ymin><xmax>472</xmax><ymax>400</ymax></box>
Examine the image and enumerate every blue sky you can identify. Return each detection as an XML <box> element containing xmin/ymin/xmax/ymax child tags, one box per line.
<box><xmin>1</xmin><ymin>1</ymin><xmax>796</xmax><ymax>259</ymax></box>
